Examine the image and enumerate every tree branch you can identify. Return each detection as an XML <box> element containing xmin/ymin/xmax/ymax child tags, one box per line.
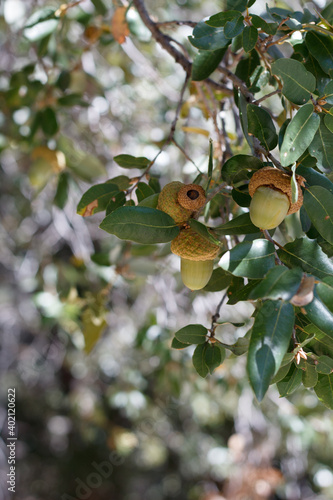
<box><xmin>132</xmin><ymin>0</ymin><xmax>233</xmax><ymax>94</ymax></box>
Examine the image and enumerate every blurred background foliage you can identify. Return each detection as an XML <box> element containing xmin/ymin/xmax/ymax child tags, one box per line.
<box><xmin>1</xmin><ymin>0</ymin><xmax>333</xmax><ymax>499</ymax></box>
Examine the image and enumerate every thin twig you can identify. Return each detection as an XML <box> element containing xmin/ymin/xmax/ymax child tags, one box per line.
<box><xmin>254</xmin><ymin>89</ymin><xmax>281</xmax><ymax>104</ymax></box>
<box><xmin>263</xmin><ymin>229</ymin><xmax>284</xmax><ymax>265</ymax></box>
<box><xmin>210</xmin><ymin>292</ymin><xmax>228</xmax><ymax>332</ymax></box>
<box><xmin>217</xmin><ymin>66</ymin><xmax>254</xmax><ymax>102</ymax></box>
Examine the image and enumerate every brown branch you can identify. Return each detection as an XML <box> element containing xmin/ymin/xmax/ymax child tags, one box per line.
<box><xmin>217</xmin><ymin>66</ymin><xmax>254</xmax><ymax>102</ymax></box>
<box><xmin>132</xmin><ymin>0</ymin><xmax>233</xmax><ymax>94</ymax></box>
<box><xmin>155</xmin><ymin>20</ymin><xmax>197</xmax><ymax>28</ymax></box>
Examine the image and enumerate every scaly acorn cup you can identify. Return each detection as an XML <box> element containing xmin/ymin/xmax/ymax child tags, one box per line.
<box><xmin>248</xmin><ymin>167</ymin><xmax>305</xmax><ymax>230</ymax></box>
<box><xmin>157</xmin><ymin>181</ymin><xmax>206</xmax><ymax>224</ymax></box>
<box><xmin>171</xmin><ymin>227</ymin><xmax>220</xmax><ymax>290</ymax></box>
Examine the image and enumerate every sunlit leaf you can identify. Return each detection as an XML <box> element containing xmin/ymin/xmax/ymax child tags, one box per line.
<box><xmin>219</xmin><ymin>239</ymin><xmax>275</xmax><ymax>278</ymax></box>
<box><xmin>280</xmin><ymin>104</ymin><xmax>320</xmax><ymax>167</ymax></box>
<box><xmin>271</xmin><ymin>59</ymin><xmax>316</xmax><ymax>105</ymax></box>
<box><xmin>247</xmin><ymin>301</ymin><xmax>295</xmax><ymax>401</ymax></box>
<box><xmin>303</xmin><ymin>186</ymin><xmax>333</xmax><ymax>244</ymax></box>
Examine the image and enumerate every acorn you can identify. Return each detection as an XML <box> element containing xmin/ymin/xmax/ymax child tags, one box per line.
<box><xmin>248</xmin><ymin>167</ymin><xmax>305</xmax><ymax>230</ymax></box>
<box><xmin>171</xmin><ymin>227</ymin><xmax>220</xmax><ymax>290</ymax></box>
<box><xmin>157</xmin><ymin>181</ymin><xmax>206</xmax><ymax>224</ymax></box>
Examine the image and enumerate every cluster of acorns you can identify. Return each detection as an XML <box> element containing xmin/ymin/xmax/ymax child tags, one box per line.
<box><xmin>157</xmin><ymin>167</ymin><xmax>305</xmax><ymax>291</ymax></box>
<box><xmin>157</xmin><ymin>181</ymin><xmax>220</xmax><ymax>291</ymax></box>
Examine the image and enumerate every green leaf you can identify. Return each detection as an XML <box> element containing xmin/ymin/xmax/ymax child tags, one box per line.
<box><xmin>192</xmin><ymin>343</ymin><xmax>209</xmax><ymax>377</ymax></box>
<box><xmin>303</xmin><ymin>186</ymin><xmax>333</xmax><ymax>245</ymax></box>
<box><xmin>220</xmin><ymin>335</ymin><xmax>250</xmax><ymax>356</ymax></box>
<box><xmin>228</xmin><ymin>0</ymin><xmax>247</xmax><ymax>11</ymax></box>
<box><xmin>235</xmin><ymin>50</ymin><xmax>260</xmax><ymax>88</ymax></box>
<box><xmin>206</xmin><ymin>11</ymin><xmax>243</xmax><ymax>27</ymax></box>
<box><xmin>221</xmin><ymin>154</ymin><xmax>263</xmax><ymax>185</ymax></box>
<box><xmin>188</xmin><ymin>21</ymin><xmax>230</xmax><ymax>51</ymax></box>
<box><xmin>57</xmin><ymin>93</ymin><xmax>88</xmax><ymax>107</ymax></box>
<box><xmin>323</xmin><ymin>80</ymin><xmax>333</xmax><ymax>104</ymax></box>
<box><xmin>205</xmin><ymin>343</ymin><xmax>225</xmax><ymax>374</ymax></box>
<box><xmin>249</xmin><ymin>266</ymin><xmax>304</xmax><ymax>301</ymax></box>
<box><xmin>219</xmin><ymin>239</ymin><xmax>276</xmax><ymax>279</ymax></box>
<box><xmin>191</xmin><ymin>49</ymin><xmax>226</xmax><ymax>81</ymax></box>
<box><xmin>296</xmin><ymin>166</ymin><xmax>333</xmax><ymax>194</ymax></box>
<box><xmin>203</xmin><ymin>268</ymin><xmax>232</xmax><ymax>292</ymax></box>
<box><xmin>277</xmin><ymin>364</ymin><xmax>302</xmax><ymax>397</ymax></box>
<box><xmin>174</xmin><ymin>324</ymin><xmax>208</xmax><ymax>345</ymax></box>
<box><xmin>224</xmin><ymin>15</ymin><xmax>245</xmax><ymax>39</ymax></box>
<box><xmin>231</xmin><ymin>188</ymin><xmax>252</xmax><ymax>207</ymax></box>
<box><xmin>77</xmin><ymin>183</ymin><xmax>119</xmax><ymax>216</ymax></box>
<box><xmin>271</xmin><ymin>59</ymin><xmax>316</xmax><ymax>105</ymax></box>
<box><xmin>54</xmin><ymin>172</ymin><xmax>69</xmax><ymax>209</ymax></box>
<box><xmin>314</xmin><ymin>374</ymin><xmax>333</xmax><ymax>409</ymax></box>
<box><xmin>138</xmin><ymin>193</ymin><xmax>159</xmax><ymax>208</ymax></box>
<box><xmin>303</xmin><ymin>293</ymin><xmax>333</xmax><ymax>338</ymax></box>
<box><xmin>242</xmin><ymin>26</ymin><xmax>258</xmax><ymax>52</ymax></box>
<box><xmin>324</xmin><ymin>114</ymin><xmax>333</xmax><ymax>134</ymax></box>
<box><xmin>100</xmin><ymin>206</ymin><xmax>179</xmax><ymax>244</ymax></box>
<box><xmin>107</xmin><ymin>175</ymin><xmax>130</xmax><ymax>191</ymax></box>
<box><xmin>278</xmin><ymin>237</ymin><xmax>333</xmax><ymax>280</ymax></box>
<box><xmin>227</xmin><ymin>279</ymin><xmax>261</xmax><ymax>305</ymax></box>
<box><xmin>316</xmin><ymin>355</ymin><xmax>333</xmax><ymax>375</ymax></box>
<box><xmin>304</xmin><ymin>323</ymin><xmax>333</xmax><ymax>358</ymax></box>
<box><xmin>309</xmin><ymin>118</ymin><xmax>333</xmax><ymax>171</ymax></box>
<box><xmin>215</xmin><ymin>213</ymin><xmax>259</xmax><ymax>235</ymax></box>
<box><xmin>302</xmin><ymin>364</ymin><xmax>318</xmax><ymax>388</ymax></box>
<box><xmin>24</xmin><ymin>7</ymin><xmax>59</xmax><ymax>41</ymax></box>
<box><xmin>250</xmin><ymin>15</ymin><xmax>277</xmax><ymax>35</ymax></box>
<box><xmin>39</xmin><ymin>107</ymin><xmax>59</xmax><ymax>136</ymax></box>
<box><xmin>105</xmin><ymin>191</ymin><xmax>126</xmax><ymax>215</ymax></box>
<box><xmin>317</xmin><ymin>277</ymin><xmax>333</xmax><ymax>313</ymax></box>
<box><xmin>113</xmin><ymin>154</ymin><xmax>151</xmax><ymax>169</ymax></box>
<box><xmin>280</xmin><ymin>104</ymin><xmax>320</xmax><ymax>167</ymax></box>
<box><xmin>247</xmin><ymin>104</ymin><xmax>278</xmax><ymax>151</ymax></box>
<box><xmin>305</xmin><ymin>31</ymin><xmax>333</xmax><ymax>75</ymax></box>
<box><xmin>188</xmin><ymin>219</ymin><xmax>221</xmax><ymax>246</ymax></box>
<box><xmin>171</xmin><ymin>337</ymin><xmax>188</xmax><ymax>350</ymax></box>
<box><xmin>58</xmin><ymin>136</ymin><xmax>106</xmax><ymax>181</ymax></box>
<box><xmin>270</xmin><ymin>361</ymin><xmax>293</xmax><ymax>385</ymax></box>
<box><xmin>135</xmin><ymin>182</ymin><xmax>155</xmax><ymax>202</ymax></box>
<box><xmin>247</xmin><ymin>301</ymin><xmax>295</xmax><ymax>401</ymax></box>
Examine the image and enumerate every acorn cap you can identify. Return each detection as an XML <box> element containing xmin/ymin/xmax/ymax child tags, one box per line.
<box><xmin>177</xmin><ymin>184</ymin><xmax>206</xmax><ymax>211</ymax></box>
<box><xmin>171</xmin><ymin>227</ymin><xmax>220</xmax><ymax>261</ymax></box>
<box><xmin>157</xmin><ymin>181</ymin><xmax>193</xmax><ymax>224</ymax></box>
<box><xmin>248</xmin><ymin>167</ymin><xmax>305</xmax><ymax>215</ymax></box>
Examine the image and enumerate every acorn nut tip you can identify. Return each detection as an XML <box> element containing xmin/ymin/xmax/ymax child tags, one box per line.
<box><xmin>171</xmin><ymin>227</ymin><xmax>220</xmax><ymax>290</ymax></box>
<box><xmin>248</xmin><ymin>167</ymin><xmax>305</xmax><ymax>230</ymax></box>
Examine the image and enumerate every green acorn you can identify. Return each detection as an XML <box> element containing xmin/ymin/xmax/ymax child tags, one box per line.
<box><xmin>171</xmin><ymin>227</ymin><xmax>220</xmax><ymax>290</ymax></box>
<box><xmin>157</xmin><ymin>182</ymin><xmax>206</xmax><ymax>224</ymax></box>
<box><xmin>248</xmin><ymin>167</ymin><xmax>305</xmax><ymax>230</ymax></box>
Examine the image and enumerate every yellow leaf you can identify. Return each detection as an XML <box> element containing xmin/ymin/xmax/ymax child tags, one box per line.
<box><xmin>181</xmin><ymin>126</ymin><xmax>210</xmax><ymax>137</ymax></box>
<box><xmin>111</xmin><ymin>7</ymin><xmax>130</xmax><ymax>44</ymax></box>
<box><xmin>31</xmin><ymin>146</ymin><xmax>66</xmax><ymax>172</ymax></box>
<box><xmin>82</xmin><ymin>308</ymin><xmax>107</xmax><ymax>354</ymax></box>
<box><xmin>81</xmin><ymin>199</ymin><xmax>99</xmax><ymax>217</ymax></box>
